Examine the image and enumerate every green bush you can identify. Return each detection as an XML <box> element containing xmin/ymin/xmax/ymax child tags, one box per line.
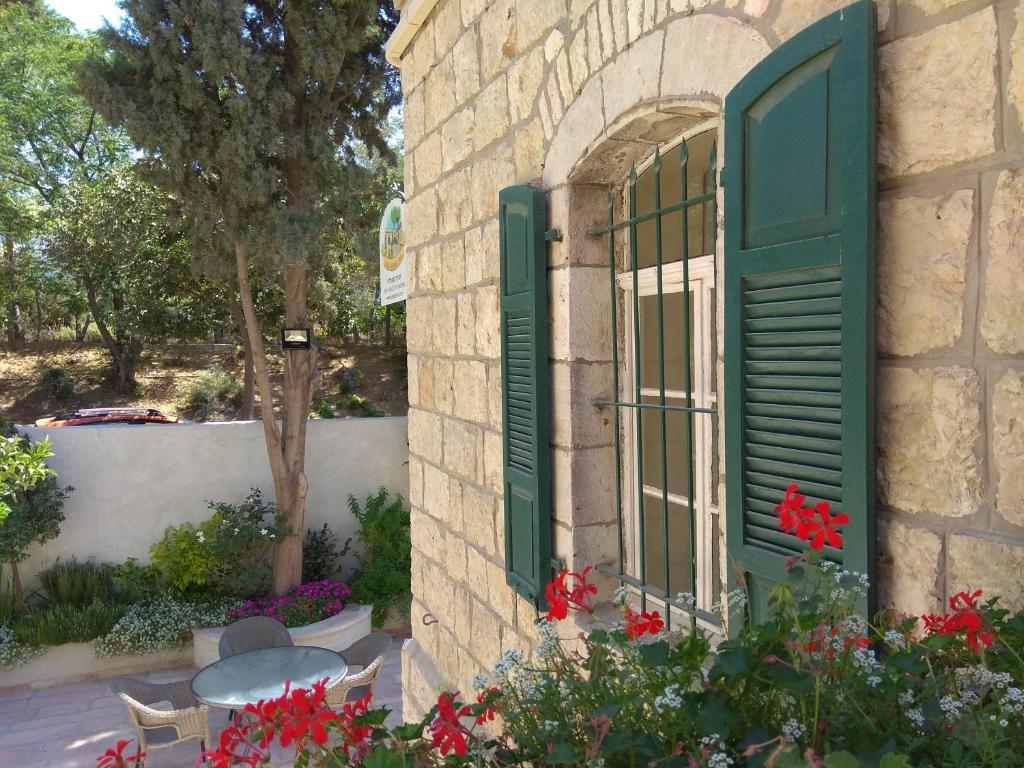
<box><xmin>0</xmin><ymin>624</ymin><xmax>36</xmax><ymax>668</ymax></box>
<box><xmin>178</xmin><ymin>370</ymin><xmax>242</xmax><ymax>421</ymax></box>
<box><xmin>313</xmin><ymin>400</ymin><xmax>336</xmax><ymax>419</ymax></box>
<box><xmin>14</xmin><ymin>602</ymin><xmax>125</xmax><ymax>646</ymax></box>
<box><xmin>95</xmin><ymin>596</ymin><xmax>236</xmax><ymax>657</ymax></box>
<box><xmin>303</xmin><ymin>523</ymin><xmax>349</xmax><ymax>582</ymax></box>
<box><xmin>39</xmin><ymin>366</ymin><xmax>74</xmax><ymax>402</ymax></box>
<box><xmin>150</xmin><ymin>489</ymin><xmax>288</xmax><ymax>597</ymax></box>
<box><xmin>347</xmin><ymin>487</ymin><xmax>410</xmax><ymax>627</ymax></box>
<box><xmin>111</xmin><ymin>558</ymin><xmax>163</xmax><ymax>603</ymax></box>
<box><xmin>38</xmin><ymin>558</ymin><xmax>114</xmax><ymax>606</ymax></box>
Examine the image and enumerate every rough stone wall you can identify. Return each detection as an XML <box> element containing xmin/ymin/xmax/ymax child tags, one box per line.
<box><xmin>397</xmin><ymin>0</ymin><xmax>1024</xmax><ymax>719</ymax></box>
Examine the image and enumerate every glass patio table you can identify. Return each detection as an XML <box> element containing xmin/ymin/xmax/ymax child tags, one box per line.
<box><xmin>191</xmin><ymin>646</ymin><xmax>348</xmax><ymax>709</ymax></box>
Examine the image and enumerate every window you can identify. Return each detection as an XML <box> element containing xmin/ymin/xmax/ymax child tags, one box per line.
<box><xmin>594</xmin><ymin>125</ymin><xmax>721</xmax><ymax>629</ymax></box>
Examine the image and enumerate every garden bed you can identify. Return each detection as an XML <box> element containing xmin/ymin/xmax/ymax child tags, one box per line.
<box><xmin>192</xmin><ymin>603</ymin><xmax>372</xmax><ymax>667</ymax></box>
<box><xmin>0</xmin><ymin>641</ymin><xmax>191</xmax><ymax>691</ymax></box>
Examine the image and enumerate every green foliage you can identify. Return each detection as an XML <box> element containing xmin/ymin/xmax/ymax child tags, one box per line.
<box><xmin>14</xmin><ymin>602</ymin><xmax>125</xmax><ymax>647</ymax></box>
<box><xmin>95</xmin><ymin>596</ymin><xmax>237</xmax><ymax>658</ymax></box>
<box><xmin>0</xmin><ymin>431</ymin><xmax>57</xmax><ymax>523</ymax></box>
<box><xmin>303</xmin><ymin>524</ymin><xmax>349</xmax><ymax>583</ymax></box>
<box><xmin>38</xmin><ymin>558</ymin><xmax>114</xmax><ymax>607</ymax></box>
<box><xmin>341</xmin><ymin>394</ymin><xmax>384</xmax><ymax>418</ymax></box>
<box><xmin>178</xmin><ymin>370</ymin><xmax>243</xmax><ymax>421</ymax></box>
<box><xmin>0</xmin><ymin>624</ymin><xmax>36</xmax><ymax>668</ymax></box>
<box><xmin>347</xmin><ymin>488</ymin><xmax>410</xmax><ymax>627</ymax></box>
<box><xmin>150</xmin><ymin>489</ymin><xmax>289</xmax><ymax>597</ymax></box>
<box><xmin>111</xmin><ymin>558</ymin><xmax>163</xmax><ymax>604</ymax></box>
<box><xmin>39</xmin><ymin>366</ymin><xmax>74</xmax><ymax>402</ymax></box>
<box><xmin>313</xmin><ymin>400</ymin><xmax>336</xmax><ymax>419</ymax></box>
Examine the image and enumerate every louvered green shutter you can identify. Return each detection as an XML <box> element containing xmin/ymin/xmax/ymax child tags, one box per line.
<box><xmin>499</xmin><ymin>185</ymin><xmax>551</xmax><ymax>606</ymax></box>
<box><xmin>723</xmin><ymin>0</ymin><xmax>876</xmax><ymax>622</ymax></box>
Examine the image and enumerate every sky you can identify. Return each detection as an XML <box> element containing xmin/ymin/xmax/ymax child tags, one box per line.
<box><xmin>46</xmin><ymin>0</ymin><xmax>124</xmax><ymax>31</ymax></box>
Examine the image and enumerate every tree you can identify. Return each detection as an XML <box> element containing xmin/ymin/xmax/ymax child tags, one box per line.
<box><xmin>45</xmin><ymin>165</ymin><xmax>228</xmax><ymax>391</ymax></box>
<box><xmin>84</xmin><ymin>1</ymin><xmax>400</xmax><ymax>591</ymax></box>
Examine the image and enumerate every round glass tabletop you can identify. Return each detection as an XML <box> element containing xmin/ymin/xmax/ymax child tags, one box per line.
<box><xmin>191</xmin><ymin>646</ymin><xmax>348</xmax><ymax>709</ymax></box>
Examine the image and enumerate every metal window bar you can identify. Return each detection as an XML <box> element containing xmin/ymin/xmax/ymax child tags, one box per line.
<box><xmin>590</xmin><ymin>139</ymin><xmax>719</xmax><ymax>631</ymax></box>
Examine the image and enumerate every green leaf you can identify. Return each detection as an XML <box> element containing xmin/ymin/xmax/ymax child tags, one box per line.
<box><xmin>363</xmin><ymin>745</ymin><xmax>409</xmax><ymax>768</ymax></box>
<box><xmin>697</xmin><ymin>691</ymin><xmax>740</xmax><ymax>736</ymax></box>
<box><xmin>545</xmin><ymin>742</ymin><xmax>577</xmax><ymax>764</ymax></box>
<box><xmin>878</xmin><ymin>754</ymin><xmax>914</xmax><ymax>768</ymax></box>
<box><xmin>637</xmin><ymin>640</ymin><xmax>670</xmax><ymax>666</ymax></box>
<box><xmin>823</xmin><ymin>752</ymin><xmax>861</xmax><ymax>768</ymax></box>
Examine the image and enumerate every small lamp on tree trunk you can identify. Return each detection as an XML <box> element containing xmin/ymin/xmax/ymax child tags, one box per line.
<box><xmin>281</xmin><ymin>327</ymin><xmax>313</xmax><ymax>349</ymax></box>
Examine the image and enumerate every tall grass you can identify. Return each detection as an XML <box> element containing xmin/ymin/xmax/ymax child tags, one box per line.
<box><xmin>14</xmin><ymin>603</ymin><xmax>126</xmax><ymax>646</ymax></box>
<box><xmin>38</xmin><ymin>559</ymin><xmax>114</xmax><ymax>606</ymax></box>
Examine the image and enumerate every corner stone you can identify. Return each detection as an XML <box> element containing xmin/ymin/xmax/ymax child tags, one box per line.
<box><xmin>949</xmin><ymin>535</ymin><xmax>1024</xmax><ymax>612</ymax></box>
<box><xmin>993</xmin><ymin>369</ymin><xmax>1024</xmax><ymax>528</ymax></box>
<box><xmin>877</xmin><ymin>519</ymin><xmax>942</xmax><ymax>617</ymax></box>
<box><xmin>981</xmin><ymin>168</ymin><xmax>1024</xmax><ymax>354</ymax></box>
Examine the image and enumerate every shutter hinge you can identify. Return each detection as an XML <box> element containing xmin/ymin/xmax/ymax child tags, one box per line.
<box><xmin>544</xmin><ymin>228</ymin><xmax>563</xmax><ymax>242</ymax></box>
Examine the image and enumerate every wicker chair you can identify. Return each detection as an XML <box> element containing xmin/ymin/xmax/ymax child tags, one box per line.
<box><xmin>218</xmin><ymin>616</ymin><xmax>293</xmax><ymax>659</ymax></box>
<box><xmin>110</xmin><ymin>676</ymin><xmax>210</xmax><ymax>767</ymax></box>
<box><xmin>325</xmin><ymin>632</ymin><xmax>393</xmax><ymax>707</ymax></box>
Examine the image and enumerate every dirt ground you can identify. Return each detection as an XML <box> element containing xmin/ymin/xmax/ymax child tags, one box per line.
<box><xmin>0</xmin><ymin>339</ymin><xmax>408</xmax><ymax>424</ymax></box>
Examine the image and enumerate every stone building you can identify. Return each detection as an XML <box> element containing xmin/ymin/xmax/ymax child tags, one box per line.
<box><xmin>384</xmin><ymin>0</ymin><xmax>1024</xmax><ymax>718</ymax></box>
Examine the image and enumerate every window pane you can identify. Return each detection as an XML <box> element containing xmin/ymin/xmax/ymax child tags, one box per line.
<box><xmin>639</xmin><ymin>292</ymin><xmax>695</xmax><ymax>392</ymax></box>
<box><xmin>641</xmin><ymin>497</ymin><xmax>692</xmax><ymax>596</ymax></box>
<box><xmin>640</xmin><ymin>395</ymin><xmax>691</xmax><ymax>498</ymax></box>
<box><xmin>634</xmin><ymin>129</ymin><xmax>716</xmax><ymax>269</ymax></box>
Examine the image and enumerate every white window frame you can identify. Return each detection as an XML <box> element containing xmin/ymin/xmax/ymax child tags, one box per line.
<box><xmin>616</xmin><ymin>121</ymin><xmax>720</xmax><ymax>630</ymax></box>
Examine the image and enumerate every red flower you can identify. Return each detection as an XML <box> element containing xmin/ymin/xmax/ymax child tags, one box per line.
<box><xmin>624</xmin><ymin>607</ymin><xmax>664</xmax><ymax>639</ymax></box>
<box><xmin>338</xmin><ymin>692</ymin><xmax>375</xmax><ymax>758</ymax></box>
<box><xmin>429</xmin><ymin>692</ymin><xmax>474</xmax><ymax>756</ymax></box>
<box><xmin>475</xmin><ymin>688</ymin><xmax>498</xmax><ymax>725</ymax></box>
<box><xmin>923</xmin><ymin>590</ymin><xmax>995</xmax><ymax>653</ymax></box>
<box><xmin>802</xmin><ymin>623</ymin><xmax>871</xmax><ymax>660</ymax></box>
<box><xmin>97</xmin><ymin>739</ymin><xmax>145</xmax><ymax>768</ymax></box>
<box><xmin>544</xmin><ymin>566</ymin><xmax>598</xmax><ymax>622</ymax></box>
<box><xmin>775</xmin><ymin>485</ymin><xmax>848</xmax><ymax>551</ymax></box>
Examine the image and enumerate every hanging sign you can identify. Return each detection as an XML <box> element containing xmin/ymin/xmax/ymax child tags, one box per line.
<box><xmin>378</xmin><ymin>197</ymin><xmax>407</xmax><ymax>306</ymax></box>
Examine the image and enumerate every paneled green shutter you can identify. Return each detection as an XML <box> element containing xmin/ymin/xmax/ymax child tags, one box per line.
<box><xmin>723</xmin><ymin>0</ymin><xmax>876</xmax><ymax>622</ymax></box>
<box><xmin>499</xmin><ymin>185</ymin><xmax>551</xmax><ymax>606</ymax></box>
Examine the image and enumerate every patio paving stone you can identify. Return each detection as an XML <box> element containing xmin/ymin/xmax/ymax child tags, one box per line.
<box><xmin>0</xmin><ymin>642</ymin><xmax>407</xmax><ymax>768</ymax></box>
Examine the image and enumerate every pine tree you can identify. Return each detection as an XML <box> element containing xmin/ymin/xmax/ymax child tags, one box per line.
<box><xmin>83</xmin><ymin>0</ymin><xmax>399</xmax><ymax>592</ymax></box>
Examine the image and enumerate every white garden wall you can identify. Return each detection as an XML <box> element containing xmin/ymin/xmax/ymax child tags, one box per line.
<box><xmin>17</xmin><ymin>417</ymin><xmax>409</xmax><ymax>586</ymax></box>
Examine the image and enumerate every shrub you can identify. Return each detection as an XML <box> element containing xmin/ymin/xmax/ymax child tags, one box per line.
<box><xmin>38</xmin><ymin>558</ymin><xmax>114</xmax><ymax>606</ymax></box>
<box><xmin>94</xmin><ymin>596</ymin><xmax>237</xmax><ymax>658</ymax></box>
<box><xmin>39</xmin><ymin>366</ymin><xmax>74</xmax><ymax>402</ymax></box>
<box><xmin>313</xmin><ymin>400</ymin><xmax>336</xmax><ymax>419</ymax></box>
<box><xmin>347</xmin><ymin>488</ymin><xmax>410</xmax><ymax>627</ymax></box>
<box><xmin>0</xmin><ymin>624</ymin><xmax>36</xmax><ymax>668</ymax></box>
<box><xmin>14</xmin><ymin>602</ymin><xmax>126</xmax><ymax>646</ymax></box>
<box><xmin>178</xmin><ymin>370</ymin><xmax>242</xmax><ymax>421</ymax></box>
<box><xmin>303</xmin><ymin>523</ymin><xmax>348</xmax><ymax>582</ymax></box>
<box><xmin>149</xmin><ymin>489</ymin><xmax>288</xmax><ymax>597</ymax></box>
<box><xmin>227</xmin><ymin>579</ymin><xmax>349</xmax><ymax>628</ymax></box>
<box><xmin>111</xmin><ymin>558</ymin><xmax>163</xmax><ymax>604</ymax></box>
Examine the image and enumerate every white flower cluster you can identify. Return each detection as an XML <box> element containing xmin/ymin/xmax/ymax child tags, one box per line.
<box><xmin>999</xmin><ymin>687</ymin><xmax>1024</xmax><ymax>721</ymax></box>
<box><xmin>819</xmin><ymin>563</ymin><xmax>870</xmax><ymax>603</ymax></box>
<box><xmin>654</xmin><ymin>683</ymin><xmax>683</xmax><ymax>711</ymax></box>
<box><xmin>472</xmin><ymin>672</ymin><xmax>489</xmax><ymax>691</ymax></box>
<box><xmin>675</xmin><ymin>592</ymin><xmax>696</xmax><ymax>611</ymax></box>
<box><xmin>781</xmin><ymin>718</ymin><xmax>805</xmax><ymax>743</ymax></box>
<box><xmin>884</xmin><ymin>629</ymin><xmax>907</xmax><ymax>650</ymax></box>
<box><xmin>851</xmin><ymin>647</ymin><xmax>883</xmax><ymax>676</ymax></box>
<box><xmin>614</xmin><ymin>584</ymin><xmax>628</xmax><ymax>607</ymax></box>
<box><xmin>898</xmin><ymin>690</ymin><xmax>915</xmax><ymax>706</ymax></box>
<box><xmin>956</xmin><ymin>665</ymin><xmax>1014</xmax><ymax>691</ymax></box>
<box><xmin>535</xmin><ymin>618</ymin><xmax>559</xmax><ymax>659</ymax></box>
<box><xmin>712</xmin><ymin>590</ymin><xmax>747</xmax><ymax>617</ymax></box>
<box><xmin>700</xmin><ymin>734</ymin><xmax>733</xmax><ymax>767</ymax></box>
<box><xmin>491</xmin><ymin>648</ymin><xmax>524</xmax><ymax>680</ymax></box>
<box><xmin>0</xmin><ymin>625</ymin><xmax>38</xmax><ymax>668</ymax></box>
<box><xmin>95</xmin><ymin>597</ymin><xmax>237</xmax><ymax>658</ymax></box>
<box><xmin>939</xmin><ymin>692</ymin><xmax>979</xmax><ymax>723</ymax></box>
<box><xmin>905</xmin><ymin>708</ymin><xmax>926</xmax><ymax>728</ymax></box>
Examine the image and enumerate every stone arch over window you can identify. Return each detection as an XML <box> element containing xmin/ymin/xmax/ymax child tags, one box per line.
<box><xmin>539</xmin><ymin>16</ymin><xmax>769</xmax><ymax>589</ymax></box>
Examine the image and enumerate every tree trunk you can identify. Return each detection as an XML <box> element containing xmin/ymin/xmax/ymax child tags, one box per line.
<box><xmin>228</xmin><ymin>281</ymin><xmax>255</xmax><ymax>420</ymax></box>
<box><xmin>9</xmin><ymin>560</ymin><xmax>25</xmax><ymax>614</ymax></box>
<box><xmin>84</xmin><ymin>277</ymin><xmax>135</xmax><ymax>393</ymax></box>
<box><xmin>4</xmin><ymin>235</ymin><xmax>24</xmax><ymax>352</ymax></box>
<box><xmin>234</xmin><ymin>241</ymin><xmax>316</xmax><ymax>594</ymax></box>
<box><xmin>75</xmin><ymin>312</ymin><xmax>91</xmax><ymax>342</ymax></box>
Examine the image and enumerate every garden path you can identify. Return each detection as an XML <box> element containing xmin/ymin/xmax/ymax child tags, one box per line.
<box><xmin>0</xmin><ymin>641</ymin><xmax>405</xmax><ymax>768</ymax></box>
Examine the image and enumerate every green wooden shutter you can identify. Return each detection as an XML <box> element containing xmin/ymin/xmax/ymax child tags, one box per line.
<box><xmin>499</xmin><ymin>185</ymin><xmax>551</xmax><ymax>606</ymax></box>
<box><xmin>723</xmin><ymin>0</ymin><xmax>876</xmax><ymax>622</ymax></box>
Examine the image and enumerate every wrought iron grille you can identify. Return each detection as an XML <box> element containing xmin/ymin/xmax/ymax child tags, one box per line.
<box><xmin>588</xmin><ymin>138</ymin><xmax>719</xmax><ymax>631</ymax></box>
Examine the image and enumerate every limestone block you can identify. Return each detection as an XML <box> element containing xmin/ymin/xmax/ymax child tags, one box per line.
<box><xmin>461</xmin><ymin>0</ymin><xmax>489</xmax><ymax>25</ymax></box>
<box><xmin>408</xmin><ymin>355</ymin><xmax>421</xmax><ymax>407</ymax></box>
<box><xmin>405</xmin><ymin>295</ymin><xmax>432</xmax><ymax>353</ymax></box>
<box><xmin>744</xmin><ymin>0</ymin><xmax>770</xmax><ymax>18</ymax></box>
<box><xmin>438</xmin><ymin>167</ymin><xmax>474</xmax><ymax>234</ymax></box>
<box><xmin>457</xmin><ymin>292</ymin><xmax>476</xmax><ymax>355</ymax></box>
<box><xmin>445</xmin><ymin>533</ymin><xmax>469</xmax><ymax>582</ymax></box>
<box><xmin>474</xmin><ymin>285</ymin><xmax>501</xmax><ymax>359</ymax></box>
<box><xmin>567</xmin><ymin>26</ymin><xmax>590</xmax><ymax>94</ymax></box>
<box><xmin>597</xmin><ymin>0</ymin><xmax>616</xmax><ymax>59</ymax></box>
<box><xmin>488</xmin><ymin>362</ymin><xmax>502</xmax><ymax>430</ymax></box>
<box><xmin>556</xmin><ymin>51</ymin><xmax>573</xmax><ymax>105</ymax></box>
<box><xmin>544</xmin><ymin>28</ymin><xmax>566</xmax><ymax>63</ymax></box>
<box><xmin>773</xmin><ymin>0</ymin><xmax>889</xmax><ymax>42</ymax></box>
<box><xmin>471</xmin><ymin>600</ymin><xmax>505</xmax><ymax>666</ymax></box>
<box><xmin>585</xmin><ymin>8</ymin><xmax>603</xmax><ymax>72</ymax></box>
<box><xmin>546</xmin><ymin>74</ymin><xmax>565</xmax><ymax>126</ymax></box>
<box><xmin>441</xmin><ymin>106</ymin><xmax>476</xmax><ymax>171</ymax></box>
<box><xmin>626</xmin><ymin>0</ymin><xmax>645</xmax><ymax>43</ymax></box>
<box><xmin>472</xmin><ymin>149</ymin><xmax>516</xmax><ymax>222</ymax></box>
<box><xmin>401</xmin><ymin>21</ymin><xmax>435</xmax><ymax>92</ymax></box>
<box><xmin>474</xmin><ymin>76</ymin><xmax>511</xmax><ymax>151</ymax></box>
<box><xmin>878</xmin><ymin>10</ymin><xmax>997</xmax><ymax>178</ymax></box>
<box><xmin>877</xmin><ymin>366</ymin><xmax>983</xmax><ymax>517</ymax></box>
<box><xmin>409</xmin><ymin>455</ymin><xmax>424</xmax><ymax>509</ymax></box>
<box><xmin>464</xmin><ymin>225</ymin><xmax>484</xmax><ymax>286</ymax></box>
<box><xmin>551</xmin><ymin>445</ymin><xmax>618</xmax><ymax>527</ymax></box>
<box><xmin>432</xmin><ymin>295</ymin><xmax>458</xmax><ymax>355</ymax></box>
<box><xmin>601</xmin><ymin>30</ymin><xmax>663</xmax><ymax>126</ymax></box>
<box><xmin>462</xmin><ymin>483</ymin><xmax>499</xmax><ymax>555</ymax></box>
<box><xmin>949</xmin><ymin>535</ymin><xmax>1024</xmax><ymax>612</ymax></box>
<box><xmin>415</xmin><ymin>132</ymin><xmax>443</xmax><ymax>187</ymax></box>
<box><xmin>877</xmin><ymin>519</ymin><xmax>942</xmax><ymax>617</ymax></box>
<box><xmin>410</xmin><ymin>509</ymin><xmax>444</xmax><ymax>566</ymax></box>
<box><xmin>435</xmin><ymin>357</ymin><xmax>455</xmax><ymax>414</ymax></box>
<box><xmin>404</xmin><ymin>188</ymin><xmax>438</xmax><ymax>250</ymax></box>
<box><xmin>410</xmin><ymin>408</ymin><xmax>444</xmax><ymax>465</ymax></box>
<box><xmin>480</xmin><ymin>0</ymin><xmax>517</xmax><ymax>80</ymax></box>
<box><xmin>405</xmin><ymin>86</ymin><xmax>426</xmax><ymax>150</ymax></box>
<box><xmin>418</xmin><ymin>357</ymin><xmax>435</xmax><ymax>408</ymax></box>
<box><xmin>514</xmin><ymin>118</ymin><xmax>545</xmax><ymax>182</ymax></box>
<box><xmin>508</xmin><ymin>45</ymin><xmax>545</xmax><ymax>124</ymax></box>
<box><xmin>550</xmin><ymin>360</ymin><xmax>615</xmax><ymax>448</ymax></box>
<box><xmin>660</xmin><ymin>16</ymin><xmax>770</xmax><ymax>102</ymax></box>
<box><xmin>432</xmin><ymin>0</ymin><xmax>464</xmax><ymax>58</ymax></box>
<box><xmin>423</xmin><ymin>463</ymin><xmax>452</xmax><ymax>520</ymax></box>
<box><xmin>465</xmin><ymin>544</ymin><xmax>491</xmax><ymax>603</ymax></box>
<box><xmin>1011</xmin><ymin>4</ymin><xmax>1024</xmax><ymax>134</ymax></box>
<box><xmin>444</xmin><ymin>417</ymin><xmax>481</xmax><ymax>481</ymax></box>
<box><xmin>609</xmin><ymin>0</ymin><xmax>629</xmax><ymax>52</ymax></box>
<box><xmin>981</xmin><ymin>168</ymin><xmax>1024</xmax><ymax>354</ymax></box>
<box><xmin>424</xmin><ymin>55</ymin><xmax>457</xmax><ymax>131</ymax></box>
<box><xmin>549</xmin><ymin>267</ymin><xmax>614</xmax><ymax>362</ymax></box>
<box><xmin>543</xmin><ymin>74</ymin><xmax>605</xmax><ymax>185</ymax></box>
<box><xmin>898</xmin><ymin>0</ymin><xmax>972</xmax><ymax>18</ymax></box>
<box><xmin>547</xmin><ymin>184</ymin><xmax>611</xmax><ymax>268</ymax></box>
<box><xmin>994</xmin><ymin>369</ymin><xmax>1024</xmax><ymax>528</ymax></box>
<box><xmin>877</xmin><ymin>189</ymin><xmax>973</xmax><ymax>356</ymax></box>
<box><xmin>483</xmin><ymin>429</ymin><xmax>504</xmax><ymax>493</ymax></box>
<box><xmin>570</xmin><ymin>0</ymin><xmax>597</xmax><ymax>25</ymax></box>
<box><xmin>486</xmin><ymin>558</ymin><xmax>517</xmax><ymax>625</ymax></box>
<box><xmin>441</xmin><ymin>237</ymin><xmax>467</xmax><ymax>293</ymax></box>
<box><xmin>454</xmin><ymin>359</ymin><xmax>489</xmax><ymax>425</ymax></box>
<box><xmin>515</xmin><ymin>0</ymin><xmax>565</xmax><ymax>50</ymax></box>
<box><xmin>482</xmin><ymin>218</ymin><xmax>501</xmax><ymax>280</ymax></box>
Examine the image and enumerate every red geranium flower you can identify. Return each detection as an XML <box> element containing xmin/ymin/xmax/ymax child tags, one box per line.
<box><xmin>923</xmin><ymin>590</ymin><xmax>995</xmax><ymax>653</ymax></box>
<box><xmin>544</xmin><ymin>566</ymin><xmax>598</xmax><ymax>621</ymax></box>
<box><xmin>624</xmin><ymin>607</ymin><xmax>664</xmax><ymax>640</ymax></box>
<box><xmin>775</xmin><ymin>485</ymin><xmax>848</xmax><ymax>550</ymax></box>
<box><xmin>97</xmin><ymin>739</ymin><xmax>145</xmax><ymax>768</ymax></box>
<box><xmin>429</xmin><ymin>692</ymin><xmax>474</xmax><ymax>756</ymax></box>
<box><xmin>775</xmin><ymin>484</ymin><xmax>811</xmax><ymax>534</ymax></box>
<box><xmin>475</xmin><ymin>688</ymin><xmax>499</xmax><ymax>725</ymax></box>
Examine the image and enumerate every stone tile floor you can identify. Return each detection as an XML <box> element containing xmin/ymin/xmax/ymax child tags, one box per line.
<box><xmin>0</xmin><ymin>644</ymin><xmax>405</xmax><ymax>768</ymax></box>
